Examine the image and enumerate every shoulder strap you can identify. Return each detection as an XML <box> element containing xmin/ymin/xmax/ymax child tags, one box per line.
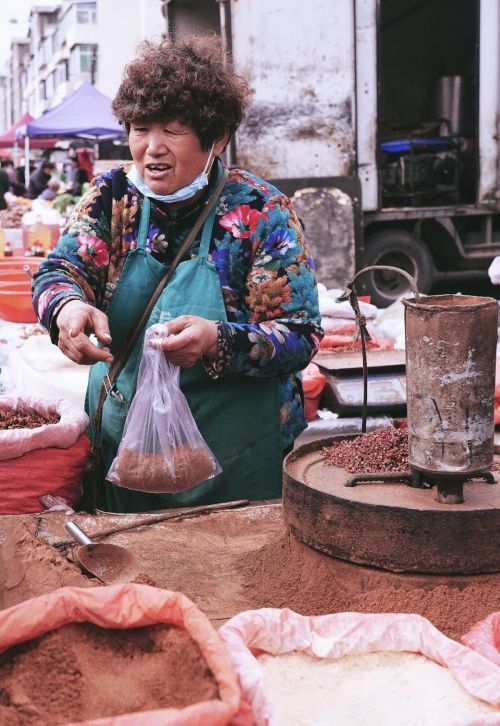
<box><xmin>92</xmin><ymin>167</ymin><xmax>229</xmax><ymax>439</ymax></box>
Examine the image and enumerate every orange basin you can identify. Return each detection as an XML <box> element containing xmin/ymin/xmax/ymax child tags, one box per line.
<box><xmin>0</xmin><ymin>281</ymin><xmax>37</xmax><ymax>323</ymax></box>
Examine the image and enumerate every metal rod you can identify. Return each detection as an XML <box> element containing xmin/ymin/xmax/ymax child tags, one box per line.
<box><xmin>360</xmin><ymin>316</ymin><xmax>368</xmax><ymax>433</ymax></box>
<box><xmin>345</xmin><ymin>471</ymin><xmax>412</xmax><ymax>487</ymax></box>
<box><xmin>55</xmin><ymin>499</ymin><xmax>250</xmax><ymax>548</ymax></box>
<box><xmin>343</xmin><ymin>265</ymin><xmax>421</xmax><ymax>303</ymax></box>
<box><xmin>65</xmin><ymin>520</ymin><xmax>93</xmax><ymax>546</ymax></box>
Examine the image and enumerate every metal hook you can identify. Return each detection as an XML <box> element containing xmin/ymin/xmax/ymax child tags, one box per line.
<box><xmin>337</xmin><ymin>265</ymin><xmax>420</xmax><ymax>433</ymax></box>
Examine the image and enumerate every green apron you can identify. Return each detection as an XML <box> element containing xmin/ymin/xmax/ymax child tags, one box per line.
<box><xmin>87</xmin><ymin>177</ymin><xmax>283</xmax><ymax>512</ymax></box>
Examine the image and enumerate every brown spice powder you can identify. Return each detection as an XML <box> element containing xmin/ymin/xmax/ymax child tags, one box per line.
<box><xmin>0</xmin><ymin>521</ymin><xmax>95</xmax><ymax>612</ymax></box>
<box><xmin>0</xmin><ymin>622</ymin><xmax>219</xmax><ymax>725</ymax></box>
<box><xmin>114</xmin><ymin>445</ymin><xmax>216</xmax><ymax>492</ymax></box>
<box><xmin>239</xmin><ymin>532</ymin><xmax>500</xmax><ymax>641</ymax></box>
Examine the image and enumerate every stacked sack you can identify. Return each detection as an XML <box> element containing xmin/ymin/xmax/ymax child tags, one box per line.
<box><xmin>317</xmin><ymin>284</ymin><xmax>393</xmax><ymax>352</ymax></box>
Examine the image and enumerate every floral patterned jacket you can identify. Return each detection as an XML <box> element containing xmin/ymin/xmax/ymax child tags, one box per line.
<box><xmin>32</xmin><ymin>164</ymin><xmax>323</xmax><ymax>448</ymax></box>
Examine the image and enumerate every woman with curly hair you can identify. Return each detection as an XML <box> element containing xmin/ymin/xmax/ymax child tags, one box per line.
<box><xmin>32</xmin><ymin>36</ymin><xmax>323</xmax><ymax>512</ymax></box>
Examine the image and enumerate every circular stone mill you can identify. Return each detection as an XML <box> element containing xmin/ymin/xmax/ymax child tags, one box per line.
<box><xmin>283</xmin><ymin>267</ymin><xmax>500</xmax><ymax>575</ymax></box>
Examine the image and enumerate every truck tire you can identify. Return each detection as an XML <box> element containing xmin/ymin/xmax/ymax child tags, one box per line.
<box><xmin>362</xmin><ymin>230</ymin><xmax>434</xmax><ymax>307</ymax></box>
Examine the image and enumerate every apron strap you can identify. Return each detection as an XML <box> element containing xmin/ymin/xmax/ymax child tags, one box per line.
<box><xmin>198</xmin><ymin>159</ymin><xmax>224</xmax><ymax>262</ymax></box>
<box><xmin>137</xmin><ymin>196</ymin><xmax>151</xmax><ymax>249</ymax></box>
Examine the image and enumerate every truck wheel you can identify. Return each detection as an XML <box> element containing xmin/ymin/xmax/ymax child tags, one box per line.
<box><xmin>362</xmin><ymin>230</ymin><xmax>434</xmax><ymax>307</ymax></box>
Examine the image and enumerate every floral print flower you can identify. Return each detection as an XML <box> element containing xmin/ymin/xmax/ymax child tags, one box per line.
<box><xmin>77</xmin><ymin>234</ymin><xmax>109</xmax><ymax>267</ymax></box>
<box><xmin>38</xmin><ymin>283</ymin><xmax>75</xmax><ymax>318</ymax></box>
<box><xmin>259</xmin><ymin>321</ymin><xmax>289</xmax><ymax>345</ymax></box>
<box><xmin>219</xmin><ymin>204</ymin><xmax>266</xmax><ymax>239</ymax></box>
<box><xmin>248</xmin><ymin>330</ymin><xmax>275</xmax><ymax>365</ymax></box>
<box><xmin>250</xmin><ymin>267</ymin><xmax>272</xmax><ymax>284</ymax></box>
<box><xmin>263</xmin><ymin>227</ymin><xmax>296</xmax><ymax>256</ymax></box>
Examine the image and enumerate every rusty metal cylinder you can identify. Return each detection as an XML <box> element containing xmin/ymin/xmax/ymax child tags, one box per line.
<box><xmin>403</xmin><ymin>294</ymin><xmax>497</xmax><ymax>479</ymax></box>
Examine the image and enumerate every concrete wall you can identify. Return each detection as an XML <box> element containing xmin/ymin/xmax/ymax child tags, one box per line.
<box><xmin>292</xmin><ymin>186</ymin><xmax>357</xmax><ymax>289</ymax></box>
<box><xmin>95</xmin><ymin>0</ymin><xmax>166</xmax><ymax>100</ymax></box>
<box><xmin>231</xmin><ymin>0</ymin><xmax>356</xmax><ymax>180</ymax></box>
<box><xmin>229</xmin><ymin>0</ymin><xmax>358</xmax><ymax>287</ymax></box>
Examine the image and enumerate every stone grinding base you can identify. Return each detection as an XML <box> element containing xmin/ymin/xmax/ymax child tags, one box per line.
<box><xmin>284</xmin><ymin>437</ymin><xmax>500</xmax><ymax>574</ymax></box>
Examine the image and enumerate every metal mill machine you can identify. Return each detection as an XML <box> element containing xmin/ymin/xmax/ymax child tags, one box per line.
<box><xmin>283</xmin><ymin>267</ymin><xmax>500</xmax><ymax>574</ymax></box>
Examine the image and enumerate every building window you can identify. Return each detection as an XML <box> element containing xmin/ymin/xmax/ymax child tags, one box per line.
<box><xmin>56</xmin><ymin>62</ymin><xmax>68</xmax><ymax>86</ymax></box>
<box><xmin>39</xmin><ymin>80</ymin><xmax>46</xmax><ymax>101</ymax></box>
<box><xmin>76</xmin><ymin>3</ymin><xmax>97</xmax><ymax>24</ymax></box>
<box><xmin>79</xmin><ymin>44</ymin><xmax>97</xmax><ymax>73</ymax></box>
<box><xmin>69</xmin><ymin>45</ymin><xmax>97</xmax><ymax>78</ymax></box>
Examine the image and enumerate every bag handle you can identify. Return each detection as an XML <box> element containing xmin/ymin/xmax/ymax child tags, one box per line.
<box><xmin>92</xmin><ymin>167</ymin><xmax>230</xmax><ymax>439</ymax></box>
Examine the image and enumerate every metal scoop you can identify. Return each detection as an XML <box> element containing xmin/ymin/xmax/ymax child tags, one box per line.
<box><xmin>65</xmin><ymin>521</ymin><xmax>136</xmax><ymax>584</ymax></box>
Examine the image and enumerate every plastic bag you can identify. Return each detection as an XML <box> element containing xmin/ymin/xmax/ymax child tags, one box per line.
<box><xmin>494</xmin><ymin>384</ymin><xmax>500</xmax><ymax>425</ymax></box>
<box><xmin>0</xmin><ymin>584</ymin><xmax>250</xmax><ymax>726</ymax></box>
<box><xmin>318</xmin><ymin>289</ymin><xmax>378</xmax><ymax>320</ymax></box>
<box><xmin>108</xmin><ymin>325</ymin><xmax>221</xmax><ymax>493</ymax></box>
<box><xmin>302</xmin><ymin>362</ymin><xmax>326</xmax><ymax>421</ymax></box>
<box><xmin>488</xmin><ymin>256</ymin><xmax>500</xmax><ymax>285</ymax></box>
<box><xmin>219</xmin><ymin>608</ymin><xmax>500</xmax><ymax>725</ymax></box>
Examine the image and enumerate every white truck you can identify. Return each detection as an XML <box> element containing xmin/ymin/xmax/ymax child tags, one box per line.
<box><xmin>165</xmin><ymin>0</ymin><xmax>500</xmax><ymax>305</ymax></box>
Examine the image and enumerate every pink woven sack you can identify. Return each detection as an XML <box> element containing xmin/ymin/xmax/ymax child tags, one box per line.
<box><xmin>0</xmin><ymin>396</ymin><xmax>89</xmax><ymax>460</ymax></box>
<box><xmin>220</xmin><ymin>608</ymin><xmax>500</xmax><ymax>726</ymax></box>
<box><xmin>0</xmin><ymin>584</ymin><xmax>251</xmax><ymax>725</ymax></box>
<box><xmin>463</xmin><ymin>613</ymin><xmax>500</xmax><ymax>667</ymax></box>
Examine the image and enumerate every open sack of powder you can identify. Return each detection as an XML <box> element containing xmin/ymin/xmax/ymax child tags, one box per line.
<box><xmin>0</xmin><ymin>584</ymin><xmax>251</xmax><ymax>725</ymax></box>
<box><xmin>0</xmin><ymin>396</ymin><xmax>90</xmax><ymax>514</ymax></box>
<box><xmin>219</xmin><ymin>609</ymin><xmax>500</xmax><ymax>726</ymax></box>
<box><xmin>107</xmin><ymin>325</ymin><xmax>221</xmax><ymax>493</ymax></box>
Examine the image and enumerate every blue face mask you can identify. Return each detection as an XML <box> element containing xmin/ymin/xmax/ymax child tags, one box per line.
<box><xmin>127</xmin><ymin>143</ymin><xmax>216</xmax><ymax>204</ymax></box>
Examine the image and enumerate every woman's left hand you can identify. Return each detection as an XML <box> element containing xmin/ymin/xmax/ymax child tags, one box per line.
<box><xmin>149</xmin><ymin>315</ymin><xmax>218</xmax><ymax>367</ymax></box>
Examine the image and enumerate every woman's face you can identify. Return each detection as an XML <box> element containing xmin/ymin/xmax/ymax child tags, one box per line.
<box><xmin>128</xmin><ymin>120</ymin><xmax>225</xmax><ymax>195</ymax></box>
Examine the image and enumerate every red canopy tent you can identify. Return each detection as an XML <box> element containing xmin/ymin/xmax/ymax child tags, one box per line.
<box><xmin>0</xmin><ymin>113</ymin><xmax>57</xmax><ymax>150</ymax></box>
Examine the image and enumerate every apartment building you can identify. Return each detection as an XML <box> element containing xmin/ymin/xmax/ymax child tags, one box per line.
<box><xmin>6</xmin><ymin>39</ymin><xmax>31</xmax><ymax>128</ymax></box>
<box><xmin>4</xmin><ymin>0</ymin><xmax>165</xmax><ymax>131</ymax></box>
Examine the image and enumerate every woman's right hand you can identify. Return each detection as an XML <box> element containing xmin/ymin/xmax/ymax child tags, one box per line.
<box><xmin>56</xmin><ymin>300</ymin><xmax>114</xmax><ymax>365</ymax></box>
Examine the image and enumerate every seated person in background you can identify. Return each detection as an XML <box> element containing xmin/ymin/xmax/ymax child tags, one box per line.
<box><xmin>1</xmin><ymin>159</ymin><xmax>26</xmax><ymax>196</ymax></box>
<box><xmin>0</xmin><ymin>165</ymin><xmax>9</xmax><ymax>210</ymax></box>
<box><xmin>66</xmin><ymin>159</ymin><xmax>89</xmax><ymax>196</ymax></box>
<box><xmin>28</xmin><ymin>161</ymin><xmax>56</xmax><ymax>199</ymax></box>
<box><xmin>39</xmin><ymin>178</ymin><xmax>61</xmax><ymax>201</ymax></box>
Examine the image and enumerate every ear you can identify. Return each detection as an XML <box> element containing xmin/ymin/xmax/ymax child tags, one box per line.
<box><xmin>214</xmin><ymin>132</ymin><xmax>231</xmax><ymax>157</ymax></box>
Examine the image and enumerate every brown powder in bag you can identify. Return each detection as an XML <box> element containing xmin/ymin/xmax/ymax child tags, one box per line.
<box><xmin>114</xmin><ymin>444</ymin><xmax>216</xmax><ymax>492</ymax></box>
<box><xmin>0</xmin><ymin>622</ymin><xmax>219</xmax><ymax>725</ymax></box>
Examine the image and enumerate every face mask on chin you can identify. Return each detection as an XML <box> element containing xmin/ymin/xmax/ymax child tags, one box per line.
<box><xmin>127</xmin><ymin>142</ymin><xmax>216</xmax><ymax>204</ymax></box>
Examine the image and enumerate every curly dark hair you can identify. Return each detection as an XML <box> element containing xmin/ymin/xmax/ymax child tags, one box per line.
<box><xmin>112</xmin><ymin>35</ymin><xmax>250</xmax><ymax>150</ymax></box>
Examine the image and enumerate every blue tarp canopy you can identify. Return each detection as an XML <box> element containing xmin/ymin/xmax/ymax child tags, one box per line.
<box><xmin>25</xmin><ymin>82</ymin><xmax>124</xmax><ymax>139</ymax></box>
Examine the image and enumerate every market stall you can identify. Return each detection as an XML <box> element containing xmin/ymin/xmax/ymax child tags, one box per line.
<box><xmin>1</xmin><ymin>253</ymin><xmax>499</xmax><ymax>723</ymax></box>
